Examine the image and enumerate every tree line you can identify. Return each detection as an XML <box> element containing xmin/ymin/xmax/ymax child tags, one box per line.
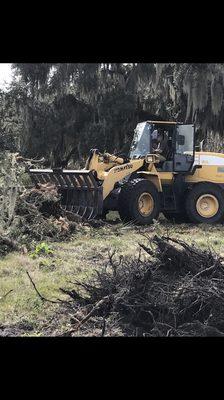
<box><xmin>1</xmin><ymin>63</ymin><xmax>224</xmax><ymax>165</ymax></box>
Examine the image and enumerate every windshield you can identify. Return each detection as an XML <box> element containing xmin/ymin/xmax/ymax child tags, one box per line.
<box><xmin>176</xmin><ymin>125</ymin><xmax>194</xmax><ymax>155</ymax></box>
<box><xmin>129</xmin><ymin>122</ymin><xmax>151</xmax><ymax>158</ymax></box>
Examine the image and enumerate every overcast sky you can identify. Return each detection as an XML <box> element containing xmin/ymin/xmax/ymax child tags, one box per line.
<box><xmin>0</xmin><ymin>63</ymin><xmax>13</xmax><ymax>89</ymax></box>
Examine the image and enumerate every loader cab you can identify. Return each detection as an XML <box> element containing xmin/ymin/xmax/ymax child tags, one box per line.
<box><xmin>129</xmin><ymin>121</ymin><xmax>195</xmax><ymax>173</ymax></box>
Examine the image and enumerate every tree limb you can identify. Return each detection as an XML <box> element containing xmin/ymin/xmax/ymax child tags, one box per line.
<box><xmin>0</xmin><ymin>289</ymin><xmax>13</xmax><ymax>301</ymax></box>
<box><xmin>26</xmin><ymin>271</ymin><xmax>59</xmax><ymax>304</ymax></box>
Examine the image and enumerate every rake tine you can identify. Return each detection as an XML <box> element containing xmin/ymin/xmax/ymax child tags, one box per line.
<box><xmin>88</xmin><ymin>207</ymin><xmax>95</xmax><ymax>220</ymax></box>
<box><xmin>82</xmin><ymin>206</ymin><xmax>88</xmax><ymax>218</ymax></box>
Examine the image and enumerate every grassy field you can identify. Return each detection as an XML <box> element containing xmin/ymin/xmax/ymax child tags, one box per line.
<box><xmin>1</xmin><ymin>213</ymin><xmax>224</xmax><ymax>336</ymax></box>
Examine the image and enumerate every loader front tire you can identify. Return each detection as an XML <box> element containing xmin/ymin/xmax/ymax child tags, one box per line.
<box><xmin>185</xmin><ymin>183</ymin><xmax>224</xmax><ymax>224</ymax></box>
<box><xmin>118</xmin><ymin>178</ymin><xmax>160</xmax><ymax>225</ymax></box>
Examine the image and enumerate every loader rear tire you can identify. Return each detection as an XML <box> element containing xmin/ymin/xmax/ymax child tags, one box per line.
<box><xmin>118</xmin><ymin>178</ymin><xmax>160</xmax><ymax>225</ymax></box>
<box><xmin>185</xmin><ymin>183</ymin><xmax>224</xmax><ymax>224</ymax></box>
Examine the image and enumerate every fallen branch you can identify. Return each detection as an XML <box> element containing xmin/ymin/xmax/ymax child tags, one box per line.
<box><xmin>16</xmin><ymin>155</ymin><xmax>45</xmax><ymax>164</ymax></box>
<box><xmin>101</xmin><ymin>318</ymin><xmax>106</xmax><ymax>337</ymax></box>
<box><xmin>66</xmin><ymin>295</ymin><xmax>112</xmax><ymax>335</ymax></box>
<box><xmin>26</xmin><ymin>271</ymin><xmax>59</xmax><ymax>304</ymax></box>
<box><xmin>0</xmin><ymin>290</ymin><xmax>13</xmax><ymax>301</ymax></box>
<box><xmin>192</xmin><ymin>262</ymin><xmax>220</xmax><ymax>280</ymax></box>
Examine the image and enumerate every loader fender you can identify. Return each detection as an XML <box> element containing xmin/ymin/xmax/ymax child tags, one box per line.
<box><xmin>187</xmin><ymin>181</ymin><xmax>224</xmax><ymax>194</ymax></box>
<box><xmin>137</xmin><ymin>172</ymin><xmax>162</xmax><ymax>192</ymax></box>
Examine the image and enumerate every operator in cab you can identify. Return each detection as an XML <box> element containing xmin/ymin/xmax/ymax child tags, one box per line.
<box><xmin>151</xmin><ymin>128</ymin><xmax>159</xmax><ymax>150</ymax></box>
<box><xmin>152</xmin><ymin>128</ymin><xmax>169</xmax><ymax>162</ymax></box>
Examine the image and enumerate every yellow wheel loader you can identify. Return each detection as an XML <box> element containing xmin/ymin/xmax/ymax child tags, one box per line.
<box><xmin>29</xmin><ymin>121</ymin><xmax>224</xmax><ymax>224</ymax></box>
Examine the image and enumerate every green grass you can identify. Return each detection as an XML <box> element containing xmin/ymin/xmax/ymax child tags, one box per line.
<box><xmin>1</xmin><ymin>216</ymin><xmax>224</xmax><ymax>335</ymax></box>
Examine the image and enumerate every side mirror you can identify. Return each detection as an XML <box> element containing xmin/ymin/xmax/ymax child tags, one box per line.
<box><xmin>177</xmin><ymin>134</ymin><xmax>185</xmax><ymax>146</ymax></box>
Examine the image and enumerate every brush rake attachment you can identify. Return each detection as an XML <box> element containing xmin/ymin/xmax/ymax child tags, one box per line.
<box><xmin>29</xmin><ymin>168</ymin><xmax>103</xmax><ymax>219</ymax></box>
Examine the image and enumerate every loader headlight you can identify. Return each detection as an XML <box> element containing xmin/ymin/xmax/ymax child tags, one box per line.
<box><xmin>146</xmin><ymin>155</ymin><xmax>154</xmax><ymax>163</ymax></box>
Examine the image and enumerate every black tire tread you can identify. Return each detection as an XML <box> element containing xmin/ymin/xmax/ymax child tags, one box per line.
<box><xmin>118</xmin><ymin>178</ymin><xmax>141</xmax><ymax>222</ymax></box>
<box><xmin>118</xmin><ymin>178</ymin><xmax>160</xmax><ymax>225</ymax></box>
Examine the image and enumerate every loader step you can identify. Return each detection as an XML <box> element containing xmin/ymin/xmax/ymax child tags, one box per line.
<box><xmin>162</xmin><ymin>185</ymin><xmax>177</xmax><ymax>211</ymax></box>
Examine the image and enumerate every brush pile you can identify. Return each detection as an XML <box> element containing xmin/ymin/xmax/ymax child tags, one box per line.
<box><xmin>61</xmin><ymin>235</ymin><xmax>224</xmax><ymax>337</ymax></box>
<box><xmin>15</xmin><ymin>183</ymin><xmax>80</xmax><ymax>238</ymax></box>
<box><xmin>0</xmin><ymin>153</ymin><xmax>84</xmax><ymax>256</ymax></box>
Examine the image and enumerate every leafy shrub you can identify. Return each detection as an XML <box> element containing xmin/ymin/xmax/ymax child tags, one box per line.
<box><xmin>31</xmin><ymin>242</ymin><xmax>53</xmax><ymax>258</ymax></box>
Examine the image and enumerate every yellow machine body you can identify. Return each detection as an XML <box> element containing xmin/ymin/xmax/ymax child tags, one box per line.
<box><xmin>29</xmin><ymin>121</ymin><xmax>224</xmax><ymax>224</ymax></box>
<box><xmin>87</xmin><ymin>151</ymin><xmax>224</xmax><ymax>199</ymax></box>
